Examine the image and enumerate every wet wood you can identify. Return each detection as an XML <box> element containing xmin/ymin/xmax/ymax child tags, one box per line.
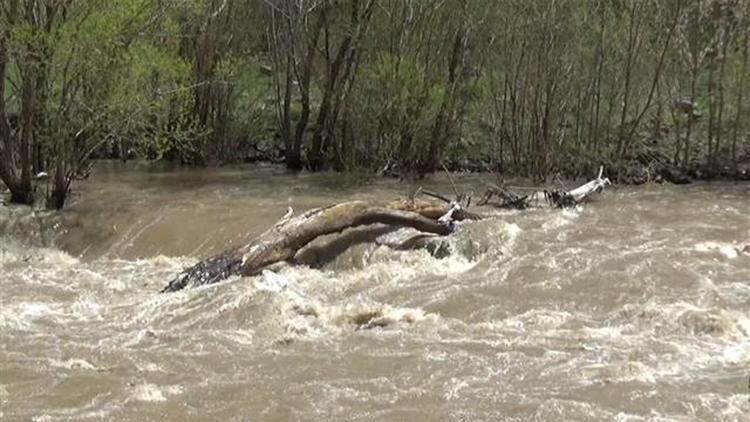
<box><xmin>162</xmin><ymin>199</ymin><xmax>479</xmax><ymax>292</ymax></box>
<box><xmin>479</xmin><ymin>168</ymin><xmax>611</xmax><ymax>209</ymax></box>
<box><xmin>163</xmin><ymin>169</ymin><xmax>611</xmax><ymax>293</ymax></box>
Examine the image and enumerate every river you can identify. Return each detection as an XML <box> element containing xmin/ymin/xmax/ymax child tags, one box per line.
<box><xmin>1</xmin><ymin>162</ymin><xmax>749</xmax><ymax>421</ymax></box>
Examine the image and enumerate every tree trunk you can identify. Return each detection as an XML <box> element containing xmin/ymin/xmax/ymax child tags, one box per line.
<box><xmin>289</xmin><ymin>6</ymin><xmax>326</xmax><ymax>171</ymax></box>
<box><xmin>308</xmin><ymin>0</ymin><xmax>374</xmax><ymax>171</ymax></box>
<box><xmin>732</xmin><ymin>24</ymin><xmax>748</xmax><ymax>167</ymax></box>
<box><xmin>714</xmin><ymin>34</ymin><xmax>728</xmax><ymax>169</ymax></box>
<box><xmin>0</xmin><ymin>34</ymin><xmax>19</xmax><ymax>195</ymax></box>
<box><xmin>424</xmin><ymin>23</ymin><xmax>467</xmax><ymax>175</ymax></box>
<box><xmin>617</xmin><ymin>1</ymin><xmax>642</xmax><ymax>157</ymax></box>
<box><xmin>14</xmin><ymin>58</ymin><xmax>37</xmax><ymax>205</ymax></box>
<box><xmin>308</xmin><ymin>36</ymin><xmax>351</xmax><ymax>170</ymax></box>
<box><xmin>281</xmin><ymin>53</ymin><xmax>296</xmax><ymax>169</ymax></box>
<box><xmin>683</xmin><ymin>67</ymin><xmax>698</xmax><ymax>171</ymax></box>
<box><xmin>589</xmin><ymin>11</ymin><xmax>605</xmax><ymax>156</ymax></box>
<box><xmin>623</xmin><ymin>4</ymin><xmax>679</xmax><ymax>154</ymax></box>
<box><xmin>162</xmin><ymin>199</ymin><xmax>478</xmax><ymax>292</ymax></box>
<box><xmin>162</xmin><ymin>169</ymin><xmax>611</xmax><ymax>293</ymax></box>
<box><xmin>47</xmin><ymin>162</ymin><xmax>68</xmax><ymax>210</ymax></box>
<box><xmin>707</xmin><ymin>56</ymin><xmax>716</xmax><ymax>168</ymax></box>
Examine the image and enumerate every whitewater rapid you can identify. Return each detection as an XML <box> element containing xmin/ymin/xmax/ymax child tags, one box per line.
<box><xmin>1</xmin><ymin>166</ymin><xmax>749</xmax><ymax>420</ymax></box>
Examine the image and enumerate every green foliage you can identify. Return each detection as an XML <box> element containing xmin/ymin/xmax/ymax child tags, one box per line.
<box><xmin>214</xmin><ymin>56</ymin><xmax>277</xmax><ymax>160</ymax></box>
<box><xmin>2</xmin><ymin>0</ymin><xmax>749</xmax><ymax>196</ymax></box>
<box><xmin>351</xmin><ymin>52</ymin><xmax>446</xmax><ymax>169</ymax></box>
<box><xmin>108</xmin><ymin>40</ymin><xmax>203</xmax><ymax>161</ymax></box>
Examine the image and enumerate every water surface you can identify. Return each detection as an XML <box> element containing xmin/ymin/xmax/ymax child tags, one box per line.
<box><xmin>1</xmin><ymin>162</ymin><xmax>749</xmax><ymax>420</ymax></box>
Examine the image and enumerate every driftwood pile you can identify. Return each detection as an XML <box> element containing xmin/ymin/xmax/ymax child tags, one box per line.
<box><xmin>162</xmin><ymin>169</ymin><xmax>610</xmax><ymax>292</ymax></box>
<box><xmin>479</xmin><ymin>166</ymin><xmax>611</xmax><ymax>209</ymax></box>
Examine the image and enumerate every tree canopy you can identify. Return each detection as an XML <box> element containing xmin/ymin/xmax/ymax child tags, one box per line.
<box><xmin>1</xmin><ymin>0</ymin><xmax>749</xmax><ymax>208</ymax></box>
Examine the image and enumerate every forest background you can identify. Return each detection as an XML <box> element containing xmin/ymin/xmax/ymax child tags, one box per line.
<box><xmin>0</xmin><ymin>0</ymin><xmax>748</xmax><ymax>209</ymax></box>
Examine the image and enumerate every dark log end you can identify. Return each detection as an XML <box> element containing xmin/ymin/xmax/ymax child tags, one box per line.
<box><xmin>161</xmin><ymin>252</ymin><xmax>244</xmax><ymax>293</ymax></box>
<box><xmin>544</xmin><ymin>190</ymin><xmax>577</xmax><ymax>208</ymax></box>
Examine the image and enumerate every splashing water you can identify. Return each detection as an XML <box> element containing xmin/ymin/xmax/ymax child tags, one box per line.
<box><xmin>1</xmin><ymin>163</ymin><xmax>749</xmax><ymax>420</ymax></box>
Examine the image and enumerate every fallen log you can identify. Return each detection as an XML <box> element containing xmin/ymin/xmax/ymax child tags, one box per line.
<box><xmin>163</xmin><ymin>169</ymin><xmax>610</xmax><ymax>293</ymax></box>
<box><xmin>479</xmin><ymin>167</ymin><xmax>611</xmax><ymax>209</ymax></box>
<box><xmin>162</xmin><ymin>199</ymin><xmax>479</xmax><ymax>292</ymax></box>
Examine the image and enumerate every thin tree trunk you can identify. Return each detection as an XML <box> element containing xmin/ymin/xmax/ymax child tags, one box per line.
<box><xmin>15</xmin><ymin>59</ymin><xmax>37</xmax><ymax>205</ymax></box>
<box><xmin>282</xmin><ymin>52</ymin><xmax>294</xmax><ymax>168</ymax></box>
<box><xmin>499</xmin><ymin>75</ymin><xmax>509</xmax><ymax>171</ymax></box>
<box><xmin>308</xmin><ymin>35</ymin><xmax>353</xmax><ymax>170</ymax></box>
<box><xmin>0</xmin><ymin>34</ymin><xmax>19</xmax><ymax>194</ymax></box>
<box><xmin>425</xmin><ymin>22</ymin><xmax>467</xmax><ymax>174</ymax></box>
<box><xmin>731</xmin><ymin>24</ymin><xmax>748</xmax><ymax>167</ymax></box>
<box><xmin>48</xmin><ymin>158</ymin><xmax>68</xmax><ymax>210</ymax></box>
<box><xmin>291</xmin><ymin>6</ymin><xmax>326</xmax><ymax>170</ymax></box>
<box><xmin>714</xmin><ymin>34</ymin><xmax>728</xmax><ymax>169</ymax></box>
<box><xmin>683</xmin><ymin>67</ymin><xmax>698</xmax><ymax>170</ymax></box>
<box><xmin>617</xmin><ymin>1</ymin><xmax>642</xmax><ymax>156</ymax></box>
<box><xmin>309</xmin><ymin>0</ymin><xmax>375</xmax><ymax>171</ymax></box>
<box><xmin>589</xmin><ymin>10</ymin><xmax>605</xmax><ymax>156</ymax></box>
<box><xmin>707</xmin><ymin>56</ymin><xmax>715</xmax><ymax>167</ymax></box>
<box><xmin>623</xmin><ymin>3</ymin><xmax>679</xmax><ymax>152</ymax></box>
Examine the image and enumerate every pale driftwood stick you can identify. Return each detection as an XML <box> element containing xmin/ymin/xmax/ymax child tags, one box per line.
<box><xmin>482</xmin><ymin>168</ymin><xmax>610</xmax><ymax>209</ymax></box>
<box><xmin>566</xmin><ymin>175</ymin><xmax>610</xmax><ymax>202</ymax></box>
<box><xmin>442</xmin><ymin>164</ymin><xmax>460</xmax><ymax>199</ymax></box>
<box><xmin>162</xmin><ymin>199</ymin><xmax>479</xmax><ymax>292</ymax></box>
<box><xmin>409</xmin><ymin>186</ymin><xmax>423</xmax><ymax>201</ymax></box>
<box><xmin>564</xmin><ymin>166</ymin><xmax>611</xmax><ymax>203</ymax></box>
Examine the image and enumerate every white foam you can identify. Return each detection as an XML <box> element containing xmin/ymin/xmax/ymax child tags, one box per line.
<box><xmin>217</xmin><ymin>329</ymin><xmax>256</xmax><ymax>345</ymax></box>
<box><xmin>0</xmin><ymin>244</ymin><xmax>79</xmax><ymax>266</ymax></box>
<box><xmin>497</xmin><ymin>222</ymin><xmax>523</xmax><ymax>255</ymax></box>
<box><xmin>506</xmin><ymin>309</ymin><xmax>572</xmax><ymax>330</ymax></box>
<box><xmin>542</xmin><ymin>208</ymin><xmax>580</xmax><ymax>230</ymax></box>
<box><xmin>136</xmin><ymin>362</ymin><xmax>163</xmax><ymax>373</ymax></box>
<box><xmin>694</xmin><ymin>241</ymin><xmax>740</xmax><ymax>258</ymax></box>
<box><xmin>0</xmin><ymin>302</ymin><xmax>63</xmax><ymax>331</ymax></box>
<box><xmin>130</xmin><ymin>383</ymin><xmax>182</xmax><ymax>402</ymax></box>
<box><xmin>48</xmin><ymin>358</ymin><xmax>98</xmax><ymax>371</ymax></box>
<box><xmin>443</xmin><ymin>377</ymin><xmax>469</xmax><ymax>400</ymax></box>
<box><xmin>258</xmin><ymin>270</ymin><xmax>296</xmax><ymax>294</ymax></box>
<box><xmin>131</xmin><ymin>383</ymin><xmax>166</xmax><ymax>402</ymax></box>
<box><xmin>71</xmin><ymin>297</ymin><xmax>103</xmax><ymax>321</ymax></box>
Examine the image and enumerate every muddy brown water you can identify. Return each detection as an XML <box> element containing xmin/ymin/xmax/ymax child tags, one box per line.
<box><xmin>1</xmin><ymin>162</ymin><xmax>749</xmax><ymax>421</ymax></box>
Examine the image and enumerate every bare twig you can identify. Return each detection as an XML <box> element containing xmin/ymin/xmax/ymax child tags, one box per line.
<box><xmin>442</xmin><ymin>164</ymin><xmax>459</xmax><ymax>199</ymax></box>
<box><xmin>422</xmin><ymin>189</ymin><xmax>452</xmax><ymax>204</ymax></box>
